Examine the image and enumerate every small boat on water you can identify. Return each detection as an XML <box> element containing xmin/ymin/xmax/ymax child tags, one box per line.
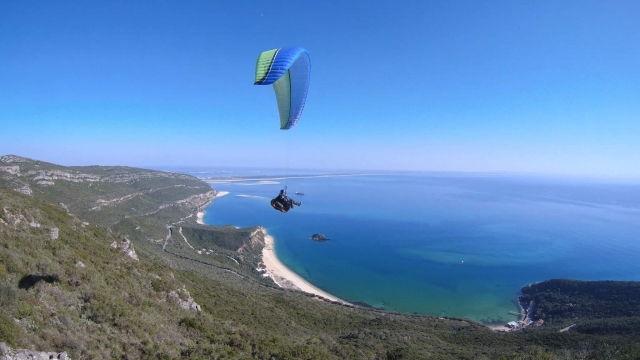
<box><xmin>295</xmin><ymin>192</ymin><xmax>305</xmax><ymax>195</ymax></box>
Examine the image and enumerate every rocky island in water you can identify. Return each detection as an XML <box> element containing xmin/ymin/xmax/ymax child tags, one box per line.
<box><xmin>311</xmin><ymin>233</ymin><xmax>329</xmax><ymax>241</ymax></box>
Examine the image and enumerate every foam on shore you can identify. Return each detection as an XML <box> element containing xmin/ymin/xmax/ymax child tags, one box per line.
<box><xmin>196</xmin><ymin>191</ymin><xmax>229</xmax><ymax>225</ymax></box>
<box><xmin>259</xmin><ymin>227</ymin><xmax>350</xmax><ymax>305</ymax></box>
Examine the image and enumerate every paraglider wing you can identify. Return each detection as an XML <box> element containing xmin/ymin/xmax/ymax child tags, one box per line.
<box><xmin>254</xmin><ymin>47</ymin><xmax>310</xmax><ymax>130</ymax></box>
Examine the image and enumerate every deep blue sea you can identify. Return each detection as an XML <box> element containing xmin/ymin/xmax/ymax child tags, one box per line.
<box><xmin>191</xmin><ymin>170</ymin><xmax>640</xmax><ymax>324</ymax></box>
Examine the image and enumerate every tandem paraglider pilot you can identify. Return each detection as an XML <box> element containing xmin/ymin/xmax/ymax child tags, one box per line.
<box><xmin>255</xmin><ymin>46</ymin><xmax>309</xmax><ymax>214</ymax></box>
<box><xmin>271</xmin><ymin>189</ymin><xmax>301</xmax><ymax>213</ymax></box>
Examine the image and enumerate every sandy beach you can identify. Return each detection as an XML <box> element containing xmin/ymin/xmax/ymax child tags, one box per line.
<box><xmin>196</xmin><ymin>191</ymin><xmax>229</xmax><ymax>225</ymax></box>
<box><xmin>196</xmin><ymin>189</ymin><xmax>349</xmax><ymax>304</ymax></box>
<box><xmin>204</xmin><ymin>173</ymin><xmax>379</xmax><ymax>184</ymax></box>
<box><xmin>259</xmin><ymin>227</ymin><xmax>350</xmax><ymax>305</ymax></box>
<box><xmin>487</xmin><ymin>324</ymin><xmax>512</xmax><ymax>332</ymax></box>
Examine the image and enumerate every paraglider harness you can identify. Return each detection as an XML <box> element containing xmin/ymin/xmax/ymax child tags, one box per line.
<box><xmin>271</xmin><ymin>187</ymin><xmax>297</xmax><ymax>213</ymax></box>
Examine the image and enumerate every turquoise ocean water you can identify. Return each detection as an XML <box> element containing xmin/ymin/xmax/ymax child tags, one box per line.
<box><xmin>197</xmin><ymin>172</ymin><xmax>640</xmax><ymax>324</ymax></box>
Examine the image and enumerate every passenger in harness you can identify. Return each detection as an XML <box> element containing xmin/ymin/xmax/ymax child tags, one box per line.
<box><xmin>271</xmin><ymin>189</ymin><xmax>301</xmax><ymax>213</ymax></box>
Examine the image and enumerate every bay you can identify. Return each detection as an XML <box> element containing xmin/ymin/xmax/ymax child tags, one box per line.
<box><xmin>199</xmin><ymin>172</ymin><xmax>640</xmax><ymax>324</ymax></box>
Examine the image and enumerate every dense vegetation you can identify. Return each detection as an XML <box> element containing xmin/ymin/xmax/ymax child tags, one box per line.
<box><xmin>521</xmin><ymin>279</ymin><xmax>640</xmax><ymax>337</ymax></box>
<box><xmin>0</xmin><ymin>155</ymin><xmax>212</xmax><ymax>242</ymax></box>
<box><xmin>2</xmin><ymin>156</ymin><xmax>640</xmax><ymax>359</ymax></box>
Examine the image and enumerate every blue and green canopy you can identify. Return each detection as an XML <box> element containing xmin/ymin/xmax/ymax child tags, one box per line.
<box><xmin>254</xmin><ymin>46</ymin><xmax>310</xmax><ymax>130</ymax></box>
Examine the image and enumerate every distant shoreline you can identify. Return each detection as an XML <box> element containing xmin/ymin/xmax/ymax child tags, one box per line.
<box><xmin>197</xmin><ymin>191</ymin><xmax>229</xmax><ymax>225</ymax></box>
<box><xmin>203</xmin><ymin>173</ymin><xmax>379</xmax><ymax>183</ymax></box>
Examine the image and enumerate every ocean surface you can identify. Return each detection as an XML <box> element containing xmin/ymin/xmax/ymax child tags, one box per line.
<box><xmin>189</xmin><ymin>170</ymin><xmax>640</xmax><ymax>324</ymax></box>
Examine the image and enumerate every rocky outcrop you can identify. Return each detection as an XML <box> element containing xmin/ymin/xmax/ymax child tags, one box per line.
<box><xmin>0</xmin><ymin>164</ymin><xmax>31</xmax><ymax>195</ymax></box>
<box><xmin>311</xmin><ymin>233</ymin><xmax>329</xmax><ymax>241</ymax></box>
<box><xmin>49</xmin><ymin>227</ymin><xmax>59</xmax><ymax>240</ymax></box>
<box><xmin>111</xmin><ymin>238</ymin><xmax>139</xmax><ymax>261</ymax></box>
<box><xmin>17</xmin><ymin>185</ymin><xmax>31</xmax><ymax>196</ymax></box>
<box><xmin>0</xmin><ymin>208</ymin><xmax>62</xmax><ymax>242</ymax></box>
<box><xmin>0</xmin><ymin>165</ymin><xmax>20</xmax><ymax>176</ymax></box>
<box><xmin>58</xmin><ymin>203</ymin><xmax>69</xmax><ymax>213</ymax></box>
<box><xmin>1</xmin><ymin>208</ymin><xmax>26</xmax><ymax>227</ymax></box>
<box><xmin>177</xmin><ymin>190</ymin><xmax>216</xmax><ymax>209</ymax></box>
<box><xmin>238</xmin><ymin>227</ymin><xmax>267</xmax><ymax>253</ymax></box>
<box><xmin>168</xmin><ymin>286</ymin><xmax>201</xmax><ymax>312</ymax></box>
<box><xmin>27</xmin><ymin>169</ymin><xmax>101</xmax><ymax>185</ymax></box>
<box><xmin>0</xmin><ymin>342</ymin><xmax>69</xmax><ymax>360</ymax></box>
<box><xmin>92</xmin><ymin>189</ymin><xmax>215</xmax><ymax>213</ymax></box>
<box><xmin>105</xmin><ymin>172</ymin><xmax>195</xmax><ymax>183</ymax></box>
<box><xmin>0</xmin><ymin>155</ymin><xmax>30</xmax><ymax>163</ymax></box>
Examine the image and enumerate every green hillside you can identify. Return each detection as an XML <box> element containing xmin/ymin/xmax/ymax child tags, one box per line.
<box><xmin>0</xmin><ymin>155</ymin><xmax>213</xmax><ymax>242</ymax></box>
<box><xmin>520</xmin><ymin>279</ymin><xmax>640</xmax><ymax>337</ymax></box>
<box><xmin>2</xmin><ymin>155</ymin><xmax>640</xmax><ymax>359</ymax></box>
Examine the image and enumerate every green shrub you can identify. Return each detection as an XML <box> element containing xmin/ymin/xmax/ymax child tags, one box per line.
<box><xmin>0</xmin><ymin>313</ymin><xmax>18</xmax><ymax>345</ymax></box>
<box><xmin>179</xmin><ymin>317</ymin><xmax>199</xmax><ymax>330</ymax></box>
<box><xmin>0</xmin><ymin>283</ymin><xmax>16</xmax><ymax>311</ymax></box>
<box><xmin>2</xmin><ymin>256</ymin><xmax>21</xmax><ymax>274</ymax></box>
<box><xmin>15</xmin><ymin>300</ymin><xmax>34</xmax><ymax>319</ymax></box>
<box><xmin>151</xmin><ymin>279</ymin><xmax>172</xmax><ymax>293</ymax></box>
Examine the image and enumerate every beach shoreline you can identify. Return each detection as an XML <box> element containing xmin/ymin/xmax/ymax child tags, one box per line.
<box><xmin>195</xmin><ymin>190</ymin><xmax>349</xmax><ymax>304</ymax></box>
<box><xmin>487</xmin><ymin>324</ymin><xmax>512</xmax><ymax>332</ymax></box>
<box><xmin>203</xmin><ymin>173</ymin><xmax>379</xmax><ymax>184</ymax></box>
<box><xmin>259</xmin><ymin>227</ymin><xmax>351</xmax><ymax>305</ymax></box>
<box><xmin>197</xmin><ymin>191</ymin><xmax>229</xmax><ymax>225</ymax></box>
<box><xmin>198</xmin><ymin>188</ymin><xmax>512</xmax><ymax>326</ymax></box>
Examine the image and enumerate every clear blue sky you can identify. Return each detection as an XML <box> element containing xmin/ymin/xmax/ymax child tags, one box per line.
<box><xmin>1</xmin><ymin>1</ymin><xmax>639</xmax><ymax>178</ymax></box>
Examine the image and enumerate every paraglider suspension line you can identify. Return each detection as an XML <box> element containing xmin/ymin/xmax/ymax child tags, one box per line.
<box><xmin>284</xmin><ymin>135</ymin><xmax>291</xmax><ymax>189</ymax></box>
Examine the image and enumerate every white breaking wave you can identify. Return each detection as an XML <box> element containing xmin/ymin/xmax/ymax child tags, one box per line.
<box><xmin>236</xmin><ymin>194</ymin><xmax>270</xmax><ymax>200</ymax></box>
<box><xmin>235</xmin><ymin>181</ymin><xmax>280</xmax><ymax>186</ymax></box>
